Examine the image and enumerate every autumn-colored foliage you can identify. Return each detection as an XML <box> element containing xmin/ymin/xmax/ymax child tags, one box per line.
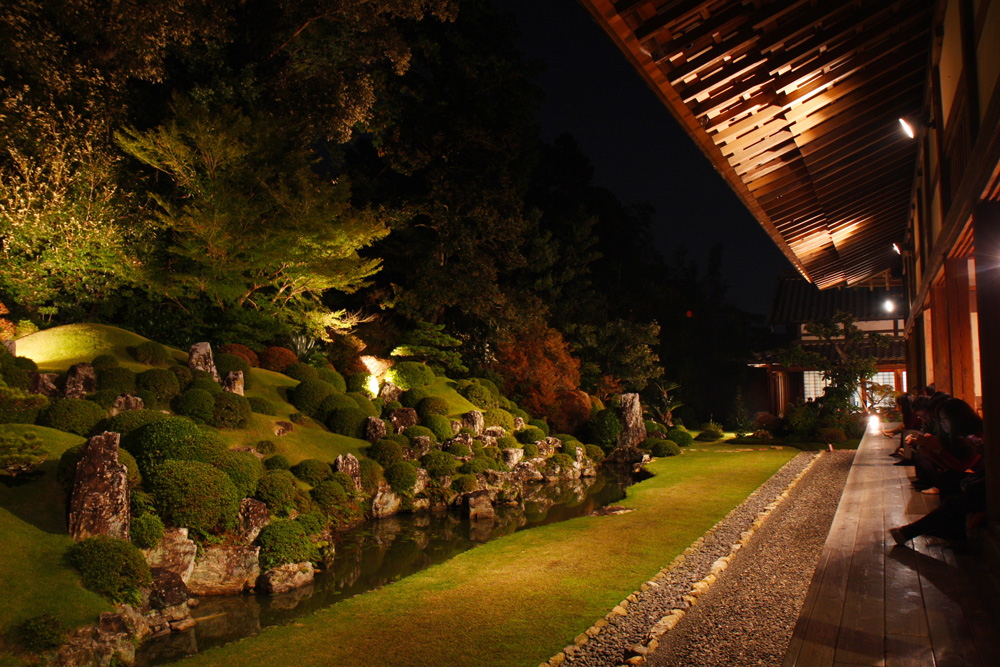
<box><xmin>547</xmin><ymin>390</ymin><xmax>593</xmax><ymax>435</ymax></box>
<box><xmin>0</xmin><ymin>302</ymin><xmax>14</xmax><ymax>340</ymax></box>
<box><xmin>258</xmin><ymin>346</ymin><xmax>298</xmax><ymax>373</ymax></box>
<box><xmin>219</xmin><ymin>343</ymin><xmax>259</xmax><ymax>368</ymax></box>
<box><xmin>492</xmin><ymin>328</ymin><xmax>581</xmax><ymax>426</ymax></box>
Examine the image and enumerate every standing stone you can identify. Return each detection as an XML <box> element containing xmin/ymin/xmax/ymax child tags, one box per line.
<box><xmin>68</xmin><ymin>432</ymin><xmax>130</xmax><ymax>541</ymax></box>
<box><xmin>333</xmin><ymin>453</ymin><xmax>362</xmax><ymax>490</ymax></box>
<box><xmin>109</xmin><ymin>394</ymin><xmax>144</xmax><ymax>417</ymax></box>
<box><xmin>461</xmin><ymin>410</ymin><xmax>484</xmax><ymax>436</ymax></box>
<box><xmin>29</xmin><ymin>372</ymin><xmax>60</xmax><ymax>397</ymax></box>
<box><xmin>222</xmin><ymin>371</ymin><xmax>244</xmax><ymax>396</ymax></box>
<box><xmin>2</xmin><ymin>339</ymin><xmax>14</xmax><ymax>356</ymax></box>
<box><xmin>63</xmin><ymin>362</ymin><xmax>97</xmax><ymax>398</ymax></box>
<box><xmin>144</xmin><ymin>528</ymin><xmax>198</xmax><ymax>583</ymax></box>
<box><xmin>364</xmin><ymin>416</ymin><xmax>386</xmax><ymax>444</ymax></box>
<box><xmin>389</xmin><ymin>407</ymin><xmax>419</xmax><ymax>433</ymax></box>
<box><xmin>463</xmin><ymin>490</ymin><xmax>495</xmax><ymax>522</ymax></box>
<box><xmin>379</xmin><ymin>381</ymin><xmax>403</xmax><ymax>403</ymax></box>
<box><xmin>370</xmin><ymin>480</ymin><xmax>402</xmax><ymax>518</ymax></box>
<box><xmin>237</xmin><ymin>498</ymin><xmax>270</xmax><ymax>543</ymax></box>
<box><xmin>616</xmin><ymin>393</ymin><xmax>647</xmax><ymax>450</ymax></box>
<box><xmin>188</xmin><ymin>342</ymin><xmax>219</xmax><ymax>382</ymax></box>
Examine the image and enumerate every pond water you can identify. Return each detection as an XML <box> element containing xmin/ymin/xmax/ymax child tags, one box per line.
<box><xmin>136</xmin><ymin>467</ymin><xmax>641</xmax><ymax>665</ymax></box>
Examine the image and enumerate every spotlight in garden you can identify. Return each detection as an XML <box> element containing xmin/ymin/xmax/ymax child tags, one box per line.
<box><xmin>868</xmin><ymin>415</ymin><xmax>880</xmax><ymax>430</ymax></box>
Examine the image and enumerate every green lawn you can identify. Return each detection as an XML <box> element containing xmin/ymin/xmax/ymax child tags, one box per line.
<box><xmin>180</xmin><ymin>446</ymin><xmax>796</xmax><ymax>667</ymax></box>
<box><xmin>14</xmin><ymin>323</ymin><xmax>186</xmax><ymax>372</ymax></box>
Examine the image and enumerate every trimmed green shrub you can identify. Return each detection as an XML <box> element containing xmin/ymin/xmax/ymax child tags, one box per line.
<box><xmin>416</xmin><ymin>396</ymin><xmax>449</xmax><ymax>421</ymax></box>
<box><xmin>451</xmin><ymin>474</ymin><xmax>478</xmax><ymax>493</ymax></box>
<box><xmin>57</xmin><ymin>444</ymin><xmax>141</xmax><ymax>492</ymax></box>
<box><xmin>123</xmin><ymin>416</ymin><xmax>226</xmax><ymax>475</ymax></box>
<box><xmin>521</xmin><ymin>442</ymin><xmax>539</xmax><ymax>458</ymax></box>
<box><xmin>423</xmin><ymin>414</ymin><xmax>454</xmax><ymax>442</ymax></box>
<box><xmin>214</xmin><ymin>450</ymin><xmax>264</xmax><ymax>497</ymax></box>
<box><xmin>348</xmin><ymin>391</ymin><xmax>378</xmax><ymax>416</ymax></box>
<box><xmin>136</xmin><ymin>368</ymin><xmax>180</xmax><ymax>405</ymax></box>
<box><xmin>91</xmin><ymin>354</ymin><xmax>119</xmax><ymax>370</ymax></box>
<box><xmin>385</xmin><ymin>361</ymin><xmax>434</xmax><ymax>390</ymax></box>
<box><xmin>219</xmin><ymin>343</ymin><xmax>259</xmax><ymax>367</ymax></box>
<box><xmin>644</xmin><ymin>419</ymin><xmax>666</xmax><ymax>435</ymax></box>
<box><xmin>461</xmin><ymin>383</ymin><xmax>495</xmax><ymax>409</ymax></box>
<box><xmin>311</xmin><ymin>480</ymin><xmax>348</xmax><ymax>513</ymax></box>
<box><xmin>13</xmin><ymin>613</ymin><xmax>65</xmax><ymax>651</ymax></box>
<box><xmin>130</xmin><ymin>512</ymin><xmax>165</xmax><ymax>549</ymax></box>
<box><xmin>88</xmin><ymin>389</ymin><xmax>121</xmax><ymax>408</ymax></box>
<box><xmin>549</xmin><ymin>452</ymin><xmax>575</xmax><ymax>469</ymax></box>
<box><xmin>483</xmin><ymin>408</ymin><xmax>514</xmax><ymax>432</ymax></box>
<box><xmin>169</xmin><ymin>364</ymin><xmax>193</xmax><ymax>389</ymax></box>
<box><xmin>382</xmin><ymin>400</ymin><xmax>402</xmax><ymax>416</ymax></box>
<box><xmin>215</xmin><ymin>353</ymin><xmax>252</xmax><ymax>390</ymax></box>
<box><xmin>367</xmin><ymin>439</ymin><xmax>404</xmax><ymax>468</ymax></box>
<box><xmin>371</xmin><ymin>397</ymin><xmax>384</xmax><ymax>415</ymax></box>
<box><xmin>446</xmin><ymin>442</ymin><xmax>472</xmax><ymax>458</ymax></box>
<box><xmin>248</xmin><ymin>396</ymin><xmax>277</xmax><ymax>415</ymax></box>
<box><xmin>459</xmin><ymin>457</ymin><xmax>497</xmax><ymax>475</ymax></box>
<box><xmin>37</xmin><ymin>398</ymin><xmax>105</xmax><ymax>436</ymax></box>
<box><xmin>289</xmin><ymin>412</ymin><xmax>306</xmax><ymax>424</ymax></box>
<box><xmin>651</xmin><ymin>439</ymin><xmax>681</xmax><ymax>457</ymax></box>
<box><xmin>291</xmin><ymin>458</ymin><xmax>333</xmax><ymax>486</ymax></box>
<box><xmin>174</xmin><ymin>388</ymin><xmax>215</xmax><ymax>424</ymax></box>
<box><xmin>259</xmin><ymin>346</ymin><xmax>298</xmax><ymax>373</ymax></box>
<box><xmin>528</xmin><ymin>419</ymin><xmax>549</xmax><ymax>436</ymax></box>
<box><xmin>0</xmin><ymin>382</ymin><xmax>48</xmax><ymax>424</ymax></box>
<box><xmin>588</xmin><ymin>409</ymin><xmax>622</xmax><ymax>451</ymax></box>
<box><xmin>209</xmin><ymin>392</ymin><xmax>252</xmax><ymax>429</ymax></box>
<box><xmin>399</xmin><ymin>387</ymin><xmax>430</xmax><ymax>408</ymax></box>
<box><xmin>403</xmin><ymin>425</ymin><xmax>436</xmax><ymax>442</ymax></box>
<box><xmin>497</xmin><ymin>435</ymin><xmax>518</xmax><ymax>450</ymax></box>
<box><xmin>316</xmin><ymin>368</ymin><xmax>346</xmax><ymax>392</ymax></box>
<box><xmin>256</xmin><ymin>470</ymin><xmax>298</xmax><ymax>512</ymax></box>
<box><xmin>383</xmin><ymin>433</ymin><xmax>410</xmax><ymax>447</ymax></box>
<box><xmin>516</xmin><ymin>426</ymin><xmax>545</xmax><ymax>444</ymax></box>
<box><xmin>584</xmin><ymin>444</ymin><xmax>604</xmax><ymax>460</ymax></box>
<box><xmin>255</xmin><ymin>440</ymin><xmax>277</xmax><ymax>455</ymax></box>
<box><xmin>147</xmin><ymin>460</ymin><xmax>241</xmax><ymax>534</ymax></box>
<box><xmin>134</xmin><ymin>341</ymin><xmax>168</xmax><ymax>365</ymax></box>
<box><xmin>97</xmin><ymin>367</ymin><xmax>136</xmax><ymax>394</ymax></box>
<box><xmin>104</xmin><ymin>409</ymin><xmax>167</xmax><ymax>437</ymax></box>
<box><xmin>358</xmin><ymin>457</ymin><xmax>384</xmax><ymax>494</ymax></box>
<box><xmin>326</xmin><ymin>407</ymin><xmax>367</xmax><ymax>439</ymax></box>
<box><xmin>696</xmin><ymin>420</ymin><xmax>725</xmax><ymax>441</ymax></box>
<box><xmin>187</xmin><ymin>377</ymin><xmax>222</xmax><ymax>394</ymax></box>
<box><xmin>384</xmin><ymin>461</ymin><xmax>417</xmax><ymax>495</ymax></box>
<box><xmin>315</xmin><ymin>392</ymin><xmax>358</xmax><ymax>421</ymax></box>
<box><xmin>296</xmin><ymin>510</ymin><xmax>327</xmax><ymax>535</ymax></box>
<box><xmin>817</xmin><ymin>426</ymin><xmax>847</xmax><ymax>442</ymax></box>
<box><xmin>283</xmin><ymin>362</ymin><xmax>319</xmax><ymax>383</ymax></box>
<box><xmin>346</xmin><ymin>373</ymin><xmax>371</xmax><ymax>395</ymax></box>
<box><xmin>66</xmin><ymin>536</ymin><xmax>150</xmax><ymax>604</ymax></box>
<box><xmin>419</xmin><ymin>450</ymin><xmax>458</xmax><ymax>479</ymax></box>
<box><xmin>290</xmin><ymin>379</ymin><xmax>336</xmax><ymax>418</ymax></box>
<box><xmin>667</xmin><ymin>428</ymin><xmax>694</xmax><ymax>448</ymax></box>
<box><xmin>256</xmin><ymin>520</ymin><xmax>310</xmax><ymax>570</ymax></box>
<box><xmin>331</xmin><ymin>471</ymin><xmax>356</xmax><ymax>492</ymax></box>
<box><xmin>264</xmin><ymin>454</ymin><xmax>291</xmax><ymax>470</ymax></box>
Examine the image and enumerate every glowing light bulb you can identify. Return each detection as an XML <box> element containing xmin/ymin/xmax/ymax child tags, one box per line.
<box><xmin>899</xmin><ymin>118</ymin><xmax>915</xmax><ymax>139</ymax></box>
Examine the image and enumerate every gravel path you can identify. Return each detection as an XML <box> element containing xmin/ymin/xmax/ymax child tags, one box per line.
<box><xmin>563</xmin><ymin>450</ymin><xmax>854</xmax><ymax>667</ymax></box>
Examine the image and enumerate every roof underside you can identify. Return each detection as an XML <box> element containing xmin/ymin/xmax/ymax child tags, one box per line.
<box><xmin>581</xmin><ymin>0</ymin><xmax>935</xmax><ymax>288</ymax></box>
<box><xmin>769</xmin><ymin>274</ymin><xmax>907</xmax><ymax>325</ymax></box>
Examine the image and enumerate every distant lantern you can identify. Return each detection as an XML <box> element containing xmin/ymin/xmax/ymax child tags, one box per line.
<box><xmin>898</xmin><ymin>118</ymin><xmax>915</xmax><ymax>139</ymax></box>
<box><xmin>686</xmin><ymin>310</ymin><xmax>693</xmax><ymax>318</ymax></box>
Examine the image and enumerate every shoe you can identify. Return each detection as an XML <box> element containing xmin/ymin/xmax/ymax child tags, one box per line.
<box><xmin>921</xmin><ymin>487</ymin><xmax>940</xmax><ymax>495</ymax></box>
<box><xmin>894</xmin><ymin>460</ymin><xmax>916</xmax><ymax>466</ymax></box>
<box><xmin>913</xmin><ymin>480</ymin><xmax>933</xmax><ymax>489</ymax></box>
<box><xmin>889</xmin><ymin>527</ymin><xmax>909</xmax><ymax>546</ymax></box>
<box><xmin>890</xmin><ymin>452</ymin><xmax>903</xmax><ymax>458</ymax></box>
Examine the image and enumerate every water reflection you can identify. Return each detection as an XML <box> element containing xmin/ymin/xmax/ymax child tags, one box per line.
<box><xmin>137</xmin><ymin>468</ymin><xmax>636</xmax><ymax>665</ymax></box>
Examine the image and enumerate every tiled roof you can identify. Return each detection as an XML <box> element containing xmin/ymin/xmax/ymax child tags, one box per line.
<box><xmin>752</xmin><ymin>338</ymin><xmax>907</xmax><ymax>367</ymax></box>
<box><xmin>769</xmin><ymin>274</ymin><xmax>907</xmax><ymax>325</ymax></box>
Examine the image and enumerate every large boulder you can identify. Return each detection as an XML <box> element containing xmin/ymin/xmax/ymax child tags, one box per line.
<box><xmin>109</xmin><ymin>393</ymin><xmax>144</xmax><ymax>417</ymax></box>
<box><xmin>388</xmin><ymin>407</ymin><xmax>418</xmax><ymax>433</ymax></box>
<box><xmin>460</xmin><ymin>410</ymin><xmax>484</xmax><ymax>436</ymax></box>
<box><xmin>63</xmin><ymin>362</ymin><xmax>97</xmax><ymax>398</ymax></box>
<box><xmin>511</xmin><ymin>462</ymin><xmax>544</xmax><ymax>483</ymax></box>
<box><xmin>144</xmin><ymin>528</ymin><xmax>198</xmax><ymax>583</ymax></box>
<box><xmin>147</xmin><ymin>567</ymin><xmax>190</xmax><ymax>610</ymax></box>
<box><xmin>616</xmin><ymin>392</ymin><xmax>647</xmax><ymax>449</ymax></box>
<box><xmin>68</xmin><ymin>432</ymin><xmax>130</xmax><ymax>542</ymax></box>
<box><xmin>237</xmin><ymin>498</ymin><xmax>270</xmax><ymax>543</ymax></box>
<box><xmin>370</xmin><ymin>480</ymin><xmax>402</xmax><ymax>519</ymax></box>
<box><xmin>188</xmin><ymin>342</ymin><xmax>220</xmax><ymax>382</ymax></box>
<box><xmin>57</xmin><ymin>613</ymin><xmax>136</xmax><ymax>667</ymax></box>
<box><xmin>29</xmin><ymin>372</ymin><xmax>60</xmax><ymax>397</ymax></box>
<box><xmin>186</xmin><ymin>545</ymin><xmax>260</xmax><ymax>595</ymax></box>
<box><xmin>463</xmin><ymin>490</ymin><xmax>495</xmax><ymax>522</ymax></box>
<box><xmin>483</xmin><ymin>426</ymin><xmax>506</xmax><ymax>439</ymax></box>
<box><xmin>222</xmin><ymin>370</ymin><xmax>244</xmax><ymax>396</ymax></box>
<box><xmin>364</xmin><ymin>415</ymin><xmax>386</xmax><ymax>444</ymax></box>
<box><xmin>333</xmin><ymin>453</ymin><xmax>362</xmax><ymax>491</ymax></box>
<box><xmin>257</xmin><ymin>562</ymin><xmax>316</xmax><ymax>595</ymax></box>
<box><xmin>501</xmin><ymin>448</ymin><xmax>524</xmax><ymax>469</ymax></box>
<box><xmin>409</xmin><ymin>435</ymin><xmax>434</xmax><ymax>459</ymax></box>
<box><xmin>273</xmin><ymin>420</ymin><xmax>294</xmax><ymax>437</ymax></box>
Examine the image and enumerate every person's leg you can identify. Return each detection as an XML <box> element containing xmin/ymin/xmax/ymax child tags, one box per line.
<box><xmin>891</xmin><ymin>496</ymin><xmax>967</xmax><ymax>543</ymax></box>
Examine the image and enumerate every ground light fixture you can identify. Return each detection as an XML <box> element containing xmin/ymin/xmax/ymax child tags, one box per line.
<box><xmin>868</xmin><ymin>414</ymin><xmax>881</xmax><ymax>430</ymax></box>
<box><xmin>899</xmin><ymin>117</ymin><xmax>915</xmax><ymax>138</ymax></box>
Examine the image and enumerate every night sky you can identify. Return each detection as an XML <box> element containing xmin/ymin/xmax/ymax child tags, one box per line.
<box><xmin>495</xmin><ymin>0</ymin><xmax>795</xmax><ymax>315</ymax></box>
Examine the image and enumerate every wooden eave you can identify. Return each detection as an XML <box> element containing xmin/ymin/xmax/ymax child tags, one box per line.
<box><xmin>582</xmin><ymin>0</ymin><xmax>935</xmax><ymax>288</ymax></box>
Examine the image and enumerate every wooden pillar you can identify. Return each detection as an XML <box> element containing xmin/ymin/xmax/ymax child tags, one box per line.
<box><xmin>930</xmin><ymin>285</ymin><xmax>952</xmax><ymax>394</ymax></box>
<box><xmin>906</xmin><ymin>316</ymin><xmax>925</xmax><ymax>390</ymax></box>
<box><xmin>974</xmin><ymin>202</ymin><xmax>1000</xmax><ymax>522</ymax></box>
<box><xmin>945</xmin><ymin>258</ymin><xmax>976</xmax><ymax>403</ymax></box>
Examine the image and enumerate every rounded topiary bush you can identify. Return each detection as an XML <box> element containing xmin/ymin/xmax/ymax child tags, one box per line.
<box><xmin>667</xmin><ymin>428</ymin><xmax>693</xmax><ymax>448</ymax></box>
<box><xmin>345</xmin><ymin>373</ymin><xmax>371</xmax><ymax>395</ymax></box>
<box><xmin>147</xmin><ymin>460</ymin><xmax>240</xmax><ymax>535</ymax></box>
<box><xmin>104</xmin><ymin>409</ymin><xmax>168</xmax><ymax>437</ymax></box>
<box><xmin>174</xmin><ymin>388</ymin><xmax>216</xmax><ymax>424</ymax></box>
<box><xmin>91</xmin><ymin>354</ymin><xmax>119</xmax><ymax>371</ymax></box>
<box><xmin>367</xmin><ymin>439</ymin><xmax>404</xmax><ymax>468</ymax></box>
<box><xmin>135</xmin><ymin>368</ymin><xmax>180</xmax><ymax>405</ymax></box>
<box><xmin>291</xmin><ymin>458</ymin><xmax>333</xmax><ymax>486</ymax></box>
<box><xmin>259</xmin><ymin>346</ymin><xmax>298</xmax><ymax>373</ymax></box>
<box><xmin>255</xmin><ymin>469</ymin><xmax>298</xmax><ymax>512</ymax></box>
<box><xmin>88</xmin><ymin>389</ymin><xmax>122</xmax><ymax>408</ymax></box>
<box><xmin>209</xmin><ymin>392</ymin><xmax>252</xmax><ymax>429</ymax></box>
<box><xmin>314</xmin><ymin>392</ymin><xmax>358</xmax><ymax>422</ymax></box>
<box><xmin>423</xmin><ymin>414</ymin><xmax>454</xmax><ymax>442</ymax></box>
<box><xmin>187</xmin><ymin>377</ymin><xmax>221</xmax><ymax>395</ymax></box>
<box><xmin>296</xmin><ymin>511</ymin><xmax>326</xmax><ymax>536</ymax></box>
<box><xmin>385</xmin><ymin>361</ymin><xmax>434</xmax><ymax>391</ymax></box>
<box><xmin>215</xmin><ymin>353</ymin><xmax>252</xmax><ymax>390</ymax></box>
<box><xmin>38</xmin><ymin>398</ymin><xmax>105</xmax><ymax>436</ymax></box>
<box><xmin>134</xmin><ymin>341</ymin><xmax>168</xmax><ymax>365</ymax></box>
<box><xmin>403</xmin><ymin>425</ymin><xmax>436</xmax><ymax>442</ymax></box>
<box><xmin>483</xmin><ymin>408</ymin><xmax>514</xmax><ymax>432</ymax></box>
<box><xmin>130</xmin><ymin>512</ymin><xmax>165</xmax><ymax>549</ymax></box>
<box><xmin>169</xmin><ymin>364</ymin><xmax>193</xmax><ymax>389</ymax></box>
<box><xmin>213</xmin><ymin>450</ymin><xmax>264</xmax><ymax>497</ymax></box>
<box><xmin>248</xmin><ymin>396</ymin><xmax>276</xmax><ymax>415</ymax></box>
<box><xmin>326</xmin><ymin>407</ymin><xmax>367</xmax><ymax>439</ymax></box>
<box><xmin>459</xmin><ymin>457</ymin><xmax>497</xmax><ymax>475</ymax></box>
<box><xmin>219</xmin><ymin>343</ymin><xmax>259</xmax><ymax>367</ymax></box>
<box><xmin>97</xmin><ymin>367</ymin><xmax>136</xmax><ymax>394</ymax></box>
<box><xmin>384</xmin><ymin>461</ymin><xmax>417</xmax><ymax>495</ymax></box>
<box><xmin>451</xmin><ymin>474</ymin><xmax>478</xmax><ymax>493</ymax></box>
<box><xmin>644</xmin><ymin>419</ymin><xmax>666</xmax><ymax>435</ymax></box>
<box><xmin>461</xmin><ymin>383</ymin><xmax>495</xmax><ymax>410</ymax></box>
<box><xmin>416</xmin><ymin>396</ymin><xmax>449</xmax><ymax>421</ymax></box>
<box><xmin>316</xmin><ymin>368</ymin><xmax>346</xmax><ymax>392</ymax></box>
<box><xmin>516</xmin><ymin>426</ymin><xmax>545</xmax><ymax>444</ymax></box>
<box><xmin>420</xmin><ymin>450</ymin><xmax>458</xmax><ymax>478</ymax></box>
<box><xmin>496</xmin><ymin>434</ymin><xmax>518</xmax><ymax>450</ymax></box>
<box><xmin>548</xmin><ymin>452</ymin><xmax>575</xmax><ymax>469</ymax></box>
<box><xmin>311</xmin><ymin>480</ymin><xmax>348</xmax><ymax>514</ymax></box>
<box><xmin>255</xmin><ymin>440</ymin><xmax>277</xmax><ymax>455</ymax></box>
<box><xmin>528</xmin><ymin>419</ymin><xmax>549</xmax><ymax>436</ymax></box>
<box><xmin>66</xmin><ymin>536</ymin><xmax>150</xmax><ymax>604</ymax></box>
<box><xmin>290</xmin><ymin>379</ymin><xmax>336</xmax><ymax>418</ymax></box>
<box><xmin>651</xmin><ymin>439</ymin><xmax>681</xmax><ymax>457</ymax></box>
<box><xmin>588</xmin><ymin>409</ymin><xmax>623</xmax><ymax>451</ymax></box>
<box><xmin>256</xmin><ymin>520</ymin><xmax>310</xmax><ymax>570</ymax></box>
<box><xmin>13</xmin><ymin>614</ymin><xmax>65</xmax><ymax>652</ymax></box>
<box><xmin>348</xmin><ymin>391</ymin><xmax>378</xmax><ymax>416</ymax></box>
<box><xmin>584</xmin><ymin>444</ymin><xmax>605</xmax><ymax>461</ymax></box>
<box><xmin>521</xmin><ymin>442</ymin><xmax>539</xmax><ymax>458</ymax></box>
<box><xmin>331</xmin><ymin>471</ymin><xmax>355</xmax><ymax>492</ymax></box>
<box><xmin>446</xmin><ymin>442</ymin><xmax>472</xmax><ymax>458</ymax></box>
<box><xmin>264</xmin><ymin>454</ymin><xmax>291</xmax><ymax>470</ymax></box>
<box><xmin>284</xmin><ymin>362</ymin><xmax>319</xmax><ymax>383</ymax></box>
<box><xmin>124</xmin><ymin>416</ymin><xmax>226</xmax><ymax>475</ymax></box>
<box><xmin>358</xmin><ymin>457</ymin><xmax>384</xmax><ymax>494</ymax></box>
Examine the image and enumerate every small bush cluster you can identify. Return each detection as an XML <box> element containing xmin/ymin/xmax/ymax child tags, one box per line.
<box><xmin>134</xmin><ymin>341</ymin><xmax>169</xmax><ymax>365</ymax></box>
<box><xmin>37</xmin><ymin>398</ymin><xmax>105</xmax><ymax>436</ymax></box>
<box><xmin>147</xmin><ymin>460</ymin><xmax>241</xmax><ymax>535</ymax></box>
<box><xmin>219</xmin><ymin>343</ymin><xmax>259</xmax><ymax>367</ymax></box>
<box><xmin>358</xmin><ymin>458</ymin><xmax>384</xmax><ymax>494</ymax></box>
<box><xmin>256</xmin><ymin>520</ymin><xmax>311</xmax><ymax>570</ymax></box>
<box><xmin>291</xmin><ymin>458</ymin><xmax>333</xmax><ymax>486</ymax></box>
<box><xmin>124</xmin><ymin>416</ymin><xmax>226</xmax><ymax>475</ymax></box>
<box><xmin>214</xmin><ymin>450</ymin><xmax>264</xmax><ymax>497</ymax></box>
<box><xmin>419</xmin><ymin>450</ymin><xmax>457</xmax><ymax>478</ymax></box>
<box><xmin>290</xmin><ymin>379</ymin><xmax>336</xmax><ymax>418</ymax></box>
<box><xmin>385</xmin><ymin>361</ymin><xmax>435</xmax><ymax>390</ymax></box>
<box><xmin>174</xmin><ymin>388</ymin><xmax>215</xmax><ymax>424</ymax></box>
<box><xmin>136</xmin><ymin>368</ymin><xmax>181</xmax><ymax>405</ymax></box>
<box><xmin>817</xmin><ymin>426</ymin><xmax>847</xmax><ymax>442</ymax></box>
<box><xmin>259</xmin><ymin>346</ymin><xmax>298</xmax><ymax>372</ymax></box>
<box><xmin>0</xmin><ymin>429</ymin><xmax>46</xmax><ymax>476</ymax></box>
<box><xmin>311</xmin><ymin>480</ymin><xmax>348</xmax><ymax>513</ymax></box>
<box><xmin>130</xmin><ymin>512</ymin><xmax>166</xmax><ymax>549</ymax></box>
<box><xmin>283</xmin><ymin>362</ymin><xmax>319</xmax><ymax>383</ymax></box>
<box><xmin>384</xmin><ymin>461</ymin><xmax>417</xmax><ymax>494</ymax></box>
<box><xmin>516</xmin><ymin>426</ymin><xmax>545</xmax><ymax>444</ymax></box>
<box><xmin>209</xmin><ymin>392</ymin><xmax>252</xmax><ymax>429</ymax></box>
<box><xmin>264</xmin><ymin>454</ymin><xmax>291</xmax><ymax>470</ymax></box>
<box><xmin>326</xmin><ymin>407</ymin><xmax>367</xmax><ymax>439</ymax></box>
<box><xmin>256</xmin><ymin>470</ymin><xmax>298</xmax><ymax>513</ymax></box>
<box><xmin>461</xmin><ymin>383</ymin><xmax>495</xmax><ymax>409</ymax></box>
<box><xmin>527</xmin><ymin>419</ymin><xmax>549</xmax><ymax>436</ymax></box>
<box><xmin>649</xmin><ymin>439</ymin><xmax>681</xmax><ymax>457</ymax></box>
<box><xmin>483</xmin><ymin>408</ymin><xmax>514</xmax><ymax>432</ymax></box>
<box><xmin>348</xmin><ymin>392</ymin><xmax>378</xmax><ymax>416</ymax></box>
<box><xmin>66</xmin><ymin>536</ymin><xmax>151</xmax><ymax>604</ymax></box>
<box><xmin>215</xmin><ymin>353</ymin><xmax>252</xmax><ymax>390</ymax></box>
<box><xmin>367</xmin><ymin>440</ymin><xmax>405</xmax><ymax>468</ymax></box>
<box><xmin>97</xmin><ymin>367</ymin><xmax>136</xmax><ymax>394</ymax></box>
<box><xmin>104</xmin><ymin>409</ymin><xmax>167</xmax><ymax>437</ymax></box>
<box><xmin>584</xmin><ymin>444</ymin><xmax>604</xmax><ymax>461</ymax></box>
<box><xmin>587</xmin><ymin>409</ymin><xmax>622</xmax><ymax>451</ymax></box>
<box><xmin>521</xmin><ymin>442</ymin><xmax>539</xmax><ymax>458</ymax></box>
<box><xmin>667</xmin><ymin>428</ymin><xmax>693</xmax><ymax>448</ymax></box>
<box><xmin>451</xmin><ymin>474</ymin><xmax>478</xmax><ymax>493</ymax></box>
<box><xmin>422</xmin><ymin>414</ymin><xmax>454</xmax><ymax>442</ymax></box>
<box><xmin>13</xmin><ymin>614</ymin><xmax>65</xmax><ymax>651</ymax></box>
<box><xmin>399</xmin><ymin>387</ymin><xmax>430</xmax><ymax>408</ymax></box>
<box><xmin>248</xmin><ymin>396</ymin><xmax>277</xmax><ymax>415</ymax></box>
<box><xmin>91</xmin><ymin>354</ymin><xmax>119</xmax><ymax>370</ymax></box>
<box><xmin>416</xmin><ymin>396</ymin><xmax>449</xmax><ymax>421</ymax></box>
<box><xmin>317</xmin><ymin>368</ymin><xmax>346</xmax><ymax>391</ymax></box>
<box><xmin>696</xmin><ymin>420</ymin><xmax>725</xmax><ymax>441</ymax></box>
<box><xmin>170</xmin><ymin>364</ymin><xmax>193</xmax><ymax>388</ymax></box>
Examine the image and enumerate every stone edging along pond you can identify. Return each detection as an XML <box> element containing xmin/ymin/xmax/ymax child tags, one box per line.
<box><xmin>539</xmin><ymin>451</ymin><xmax>823</xmax><ymax>667</ymax></box>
